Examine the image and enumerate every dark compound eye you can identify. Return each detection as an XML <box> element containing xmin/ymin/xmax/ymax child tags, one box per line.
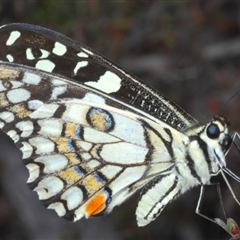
<box><xmin>207</xmin><ymin>123</ymin><xmax>220</xmax><ymax>139</ymax></box>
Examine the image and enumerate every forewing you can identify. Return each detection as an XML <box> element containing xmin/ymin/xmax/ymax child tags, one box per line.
<box><xmin>0</xmin><ymin>23</ymin><xmax>196</xmax><ymax>131</ymax></box>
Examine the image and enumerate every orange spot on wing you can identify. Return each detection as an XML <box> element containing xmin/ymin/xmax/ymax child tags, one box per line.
<box><xmin>85</xmin><ymin>192</ymin><xmax>107</xmax><ymax>217</ymax></box>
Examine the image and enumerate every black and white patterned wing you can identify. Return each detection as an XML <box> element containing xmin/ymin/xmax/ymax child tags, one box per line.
<box><xmin>0</xmin><ymin>62</ymin><xmax>188</xmax><ymax>225</ymax></box>
<box><xmin>0</xmin><ymin>23</ymin><xmax>196</xmax><ymax>131</ymax></box>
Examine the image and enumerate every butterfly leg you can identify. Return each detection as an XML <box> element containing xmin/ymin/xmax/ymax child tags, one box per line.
<box><xmin>196</xmin><ymin>182</ymin><xmax>239</xmax><ymax>225</ymax></box>
<box><xmin>195</xmin><ymin>184</ymin><xmax>217</xmax><ymax>223</ymax></box>
<box><xmin>213</xmin><ymin>181</ymin><xmax>240</xmax><ymax>239</ymax></box>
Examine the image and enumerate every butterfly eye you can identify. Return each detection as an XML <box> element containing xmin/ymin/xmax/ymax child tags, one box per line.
<box><xmin>207</xmin><ymin>123</ymin><xmax>220</xmax><ymax>139</ymax></box>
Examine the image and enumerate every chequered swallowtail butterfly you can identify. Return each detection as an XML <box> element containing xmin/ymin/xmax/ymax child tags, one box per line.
<box><xmin>0</xmin><ymin>23</ymin><xmax>239</xmax><ymax>227</ymax></box>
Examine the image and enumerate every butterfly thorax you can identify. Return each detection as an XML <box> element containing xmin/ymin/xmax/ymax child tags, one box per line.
<box><xmin>135</xmin><ymin>116</ymin><xmax>231</xmax><ymax>227</ymax></box>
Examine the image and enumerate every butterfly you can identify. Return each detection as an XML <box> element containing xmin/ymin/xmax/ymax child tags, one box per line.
<box><xmin>0</xmin><ymin>23</ymin><xmax>238</xmax><ymax>227</ymax></box>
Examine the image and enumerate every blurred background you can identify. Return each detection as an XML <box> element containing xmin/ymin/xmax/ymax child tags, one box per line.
<box><xmin>0</xmin><ymin>1</ymin><xmax>240</xmax><ymax>239</ymax></box>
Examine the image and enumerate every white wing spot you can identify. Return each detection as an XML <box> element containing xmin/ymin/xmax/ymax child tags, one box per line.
<box><xmin>83</xmin><ymin>128</ymin><xmax>119</xmax><ymax>143</ymax></box>
<box><xmin>50</xmin><ymin>86</ymin><xmax>67</xmax><ymax>100</ymax></box>
<box><xmin>26</xmin><ymin>48</ymin><xmax>50</xmax><ymax>60</ymax></box>
<box><xmin>81</xmin><ymin>152</ymin><xmax>91</xmax><ymax>161</ymax></box>
<box><xmin>34</xmin><ymin>176</ymin><xmax>64</xmax><ymax>200</ymax></box>
<box><xmin>73</xmin><ymin>61</ymin><xmax>88</xmax><ymax>75</ymax></box>
<box><xmin>61</xmin><ymin>187</ymin><xmax>83</xmax><ymax>210</ymax></box>
<box><xmin>10</xmin><ymin>80</ymin><xmax>23</xmax><ymax>89</ymax></box>
<box><xmin>82</xmin><ymin>92</ymin><xmax>106</xmax><ymax>104</ymax></box>
<box><xmin>6</xmin><ymin>31</ymin><xmax>21</xmax><ymax>45</ymax></box>
<box><xmin>0</xmin><ymin>122</ymin><xmax>4</xmax><ymax>129</ymax></box>
<box><xmin>35</xmin><ymin>155</ymin><xmax>68</xmax><ymax>174</ymax></box>
<box><xmin>28</xmin><ymin>100</ymin><xmax>43</xmax><ymax>110</ymax></box>
<box><xmin>29</xmin><ymin>104</ymin><xmax>59</xmax><ymax>119</ymax></box>
<box><xmin>77</xmin><ymin>52</ymin><xmax>88</xmax><ymax>58</ymax></box>
<box><xmin>35</xmin><ymin>60</ymin><xmax>55</xmax><ymax>72</ymax></box>
<box><xmin>81</xmin><ymin>47</ymin><xmax>93</xmax><ymax>55</ymax></box>
<box><xmin>29</xmin><ymin>137</ymin><xmax>55</xmax><ymax>154</ymax></box>
<box><xmin>52</xmin><ymin>79</ymin><xmax>67</xmax><ymax>86</ymax></box>
<box><xmin>0</xmin><ymin>111</ymin><xmax>14</xmax><ymax>122</ymax></box>
<box><xmin>99</xmin><ymin>165</ymin><xmax>122</xmax><ymax>179</ymax></box>
<box><xmin>7</xmin><ymin>88</ymin><xmax>30</xmax><ymax>103</ymax></box>
<box><xmin>21</xmin><ymin>142</ymin><xmax>33</xmax><ymax>159</ymax></box>
<box><xmin>7</xmin><ymin>130</ymin><xmax>19</xmax><ymax>143</ymax></box>
<box><xmin>38</xmin><ymin>119</ymin><xmax>63</xmax><ymax>137</ymax></box>
<box><xmin>85</xmin><ymin>160</ymin><xmax>100</xmax><ymax>169</ymax></box>
<box><xmin>26</xmin><ymin>163</ymin><xmax>40</xmax><ymax>183</ymax></box>
<box><xmin>26</xmin><ymin>48</ymin><xmax>35</xmax><ymax>60</ymax></box>
<box><xmin>23</xmin><ymin>72</ymin><xmax>42</xmax><ymax>85</ymax></box>
<box><xmin>100</xmin><ymin>142</ymin><xmax>148</xmax><ymax>164</ymax></box>
<box><xmin>48</xmin><ymin>202</ymin><xmax>66</xmax><ymax>217</ymax></box>
<box><xmin>6</xmin><ymin>54</ymin><xmax>14</xmax><ymax>62</ymax></box>
<box><xmin>53</xmin><ymin>42</ymin><xmax>67</xmax><ymax>56</ymax></box>
<box><xmin>40</xmin><ymin>49</ymin><xmax>50</xmax><ymax>58</ymax></box>
<box><xmin>16</xmin><ymin>120</ymin><xmax>34</xmax><ymax>137</ymax></box>
<box><xmin>85</xmin><ymin>71</ymin><xmax>121</xmax><ymax>94</ymax></box>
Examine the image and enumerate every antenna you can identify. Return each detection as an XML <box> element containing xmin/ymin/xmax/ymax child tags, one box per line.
<box><xmin>220</xmin><ymin>89</ymin><xmax>240</xmax><ymax>114</ymax></box>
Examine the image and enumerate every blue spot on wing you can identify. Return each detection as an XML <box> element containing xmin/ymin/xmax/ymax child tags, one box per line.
<box><xmin>94</xmin><ymin>173</ymin><xmax>105</xmax><ymax>183</ymax></box>
<box><xmin>103</xmin><ymin>188</ymin><xmax>112</xmax><ymax>204</ymax></box>
<box><xmin>75</xmin><ymin>126</ymin><xmax>81</xmax><ymax>138</ymax></box>
<box><xmin>67</xmin><ymin>139</ymin><xmax>75</xmax><ymax>151</ymax></box>
<box><xmin>74</xmin><ymin>166</ymin><xmax>85</xmax><ymax>175</ymax></box>
<box><xmin>88</xmin><ymin>108</ymin><xmax>114</xmax><ymax>131</ymax></box>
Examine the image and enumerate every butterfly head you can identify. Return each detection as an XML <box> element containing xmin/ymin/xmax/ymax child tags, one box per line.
<box><xmin>202</xmin><ymin>115</ymin><xmax>232</xmax><ymax>173</ymax></box>
<box><xmin>206</xmin><ymin>116</ymin><xmax>232</xmax><ymax>152</ymax></box>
